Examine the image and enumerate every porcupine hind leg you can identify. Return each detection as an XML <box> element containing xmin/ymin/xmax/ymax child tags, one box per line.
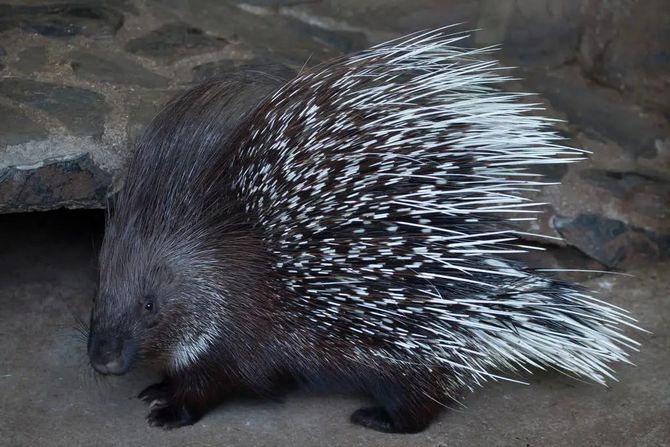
<box><xmin>350</xmin><ymin>369</ymin><xmax>446</xmax><ymax>433</ymax></box>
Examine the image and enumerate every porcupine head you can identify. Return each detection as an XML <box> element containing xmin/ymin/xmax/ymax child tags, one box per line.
<box><xmin>87</xmin><ymin>75</ymin><xmax>281</xmax><ymax>371</ymax></box>
<box><xmin>88</xmin><ymin>30</ymin><xmax>639</xmax><ymax>433</ymax></box>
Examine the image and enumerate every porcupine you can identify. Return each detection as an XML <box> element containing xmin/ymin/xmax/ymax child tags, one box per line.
<box><xmin>87</xmin><ymin>30</ymin><xmax>639</xmax><ymax>433</ymax></box>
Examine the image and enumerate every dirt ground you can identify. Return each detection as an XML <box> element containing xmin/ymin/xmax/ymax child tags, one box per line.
<box><xmin>0</xmin><ymin>210</ymin><xmax>667</xmax><ymax>447</ymax></box>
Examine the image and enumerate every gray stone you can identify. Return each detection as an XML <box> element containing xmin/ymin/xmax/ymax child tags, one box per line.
<box><xmin>500</xmin><ymin>0</ymin><xmax>583</xmax><ymax>66</ymax></box>
<box><xmin>578</xmin><ymin>169</ymin><xmax>670</xmax><ymax>234</ymax></box>
<box><xmin>0</xmin><ymin>103</ymin><xmax>48</xmax><ymax>147</ymax></box>
<box><xmin>579</xmin><ymin>0</ymin><xmax>670</xmax><ymax>116</ymax></box>
<box><xmin>0</xmin><ymin>153</ymin><xmax>111</xmax><ymax>213</ymax></box>
<box><xmin>152</xmin><ymin>0</ymin><xmax>348</xmax><ymax>65</ymax></box>
<box><xmin>284</xmin><ymin>0</ymin><xmax>479</xmax><ymax>37</ymax></box>
<box><xmin>291</xmin><ymin>20</ymin><xmax>367</xmax><ymax>54</ymax></box>
<box><xmin>15</xmin><ymin>46</ymin><xmax>47</xmax><ymax>73</ymax></box>
<box><xmin>192</xmin><ymin>58</ymin><xmax>296</xmax><ymax>83</ymax></box>
<box><xmin>0</xmin><ymin>78</ymin><xmax>110</xmax><ymax>138</ymax></box>
<box><xmin>69</xmin><ymin>51</ymin><xmax>169</xmax><ymax>88</ymax></box>
<box><xmin>538</xmin><ymin>162</ymin><xmax>670</xmax><ymax>267</ymax></box>
<box><xmin>0</xmin><ymin>3</ymin><xmax>124</xmax><ymax>39</ymax></box>
<box><xmin>522</xmin><ymin>69</ymin><xmax>668</xmax><ymax>160</ymax></box>
<box><xmin>553</xmin><ymin>214</ymin><xmax>669</xmax><ymax>268</ymax></box>
<box><xmin>228</xmin><ymin>0</ymin><xmax>317</xmax><ymax>5</ymax></box>
<box><xmin>553</xmin><ymin>214</ymin><xmax>628</xmax><ymax>267</ymax></box>
<box><xmin>124</xmin><ymin>22</ymin><xmax>228</xmax><ymax>61</ymax></box>
<box><xmin>126</xmin><ymin>89</ymin><xmax>181</xmax><ymax>145</ymax></box>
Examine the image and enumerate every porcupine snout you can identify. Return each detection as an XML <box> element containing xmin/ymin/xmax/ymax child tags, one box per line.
<box><xmin>88</xmin><ymin>326</ymin><xmax>137</xmax><ymax>375</ymax></box>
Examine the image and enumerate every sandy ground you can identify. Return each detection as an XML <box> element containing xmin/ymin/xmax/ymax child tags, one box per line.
<box><xmin>0</xmin><ymin>210</ymin><xmax>667</xmax><ymax>447</ymax></box>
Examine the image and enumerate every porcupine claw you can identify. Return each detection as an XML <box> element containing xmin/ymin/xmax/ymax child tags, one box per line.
<box><xmin>139</xmin><ymin>380</ymin><xmax>198</xmax><ymax>429</ymax></box>
<box><xmin>138</xmin><ymin>380</ymin><xmax>169</xmax><ymax>404</ymax></box>
<box><xmin>147</xmin><ymin>402</ymin><xmax>197</xmax><ymax>430</ymax></box>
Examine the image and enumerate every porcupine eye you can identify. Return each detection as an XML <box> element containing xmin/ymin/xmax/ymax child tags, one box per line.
<box><xmin>142</xmin><ymin>294</ymin><xmax>158</xmax><ymax>315</ymax></box>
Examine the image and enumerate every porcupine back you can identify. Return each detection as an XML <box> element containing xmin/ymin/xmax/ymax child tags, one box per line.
<box><xmin>219</xmin><ymin>30</ymin><xmax>638</xmax><ymax>390</ymax></box>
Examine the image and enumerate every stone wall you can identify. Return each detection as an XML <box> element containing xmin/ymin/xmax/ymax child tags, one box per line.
<box><xmin>0</xmin><ymin>0</ymin><xmax>668</xmax><ymax>268</ymax></box>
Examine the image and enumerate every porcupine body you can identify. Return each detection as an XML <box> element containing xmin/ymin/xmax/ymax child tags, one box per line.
<box><xmin>87</xmin><ymin>30</ymin><xmax>638</xmax><ymax>433</ymax></box>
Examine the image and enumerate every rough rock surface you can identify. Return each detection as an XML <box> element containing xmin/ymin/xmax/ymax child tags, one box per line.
<box><xmin>0</xmin><ymin>0</ymin><xmax>668</xmax><ymax>268</ymax></box>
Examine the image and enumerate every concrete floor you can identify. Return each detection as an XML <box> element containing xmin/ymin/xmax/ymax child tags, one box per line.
<box><xmin>0</xmin><ymin>210</ymin><xmax>668</xmax><ymax>447</ymax></box>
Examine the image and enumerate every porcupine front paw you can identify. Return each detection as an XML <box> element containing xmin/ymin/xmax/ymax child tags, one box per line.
<box><xmin>139</xmin><ymin>381</ymin><xmax>200</xmax><ymax>429</ymax></box>
<box><xmin>147</xmin><ymin>400</ymin><xmax>198</xmax><ymax>429</ymax></box>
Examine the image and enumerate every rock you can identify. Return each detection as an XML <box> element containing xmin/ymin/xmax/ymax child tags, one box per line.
<box><xmin>553</xmin><ymin>214</ymin><xmax>628</xmax><ymax>267</ymax></box>
<box><xmin>124</xmin><ymin>22</ymin><xmax>228</xmax><ymax>61</ymax></box>
<box><xmin>0</xmin><ymin>104</ymin><xmax>48</xmax><ymax>147</ymax></box>
<box><xmin>0</xmin><ymin>78</ymin><xmax>110</xmax><ymax>139</ymax></box>
<box><xmin>502</xmin><ymin>0</ymin><xmax>583</xmax><ymax>66</ymax></box>
<box><xmin>0</xmin><ymin>153</ymin><xmax>111</xmax><ymax>213</ymax></box>
<box><xmin>579</xmin><ymin>0</ymin><xmax>670</xmax><ymax>116</ymax></box>
<box><xmin>155</xmin><ymin>0</ymin><xmax>353</xmax><ymax>65</ymax></box>
<box><xmin>640</xmin><ymin>138</ymin><xmax>670</xmax><ymax>176</ymax></box>
<box><xmin>521</xmin><ymin>68</ymin><xmax>667</xmax><ymax>160</ymax></box>
<box><xmin>553</xmin><ymin>214</ymin><xmax>669</xmax><ymax>268</ymax></box>
<box><xmin>192</xmin><ymin>58</ymin><xmax>296</xmax><ymax>83</ymax></box>
<box><xmin>227</xmin><ymin>0</ymin><xmax>317</xmax><ymax>5</ymax></box>
<box><xmin>578</xmin><ymin>169</ymin><xmax>670</xmax><ymax>234</ymax></box>
<box><xmin>16</xmin><ymin>46</ymin><xmax>48</xmax><ymax>73</ymax></box>
<box><xmin>291</xmin><ymin>21</ymin><xmax>367</xmax><ymax>54</ymax></box>
<box><xmin>280</xmin><ymin>0</ymin><xmax>479</xmax><ymax>38</ymax></box>
<box><xmin>68</xmin><ymin>51</ymin><xmax>169</xmax><ymax>88</ymax></box>
<box><xmin>535</xmin><ymin>146</ymin><xmax>670</xmax><ymax>267</ymax></box>
<box><xmin>0</xmin><ymin>3</ymin><xmax>124</xmax><ymax>39</ymax></box>
<box><xmin>126</xmin><ymin>89</ymin><xmax>181</xmax><ymax>145</ymax></box>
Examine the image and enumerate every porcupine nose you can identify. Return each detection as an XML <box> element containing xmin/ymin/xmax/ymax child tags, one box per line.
<box><xmin>88</xmin><ymin>334</ymin><xmax>129</xmax><ymax>375</ymax></box>
<box><xmin>93</xmin><ymin>357</ymin><xmax>125</xmax><ymax>375</ymax></box>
